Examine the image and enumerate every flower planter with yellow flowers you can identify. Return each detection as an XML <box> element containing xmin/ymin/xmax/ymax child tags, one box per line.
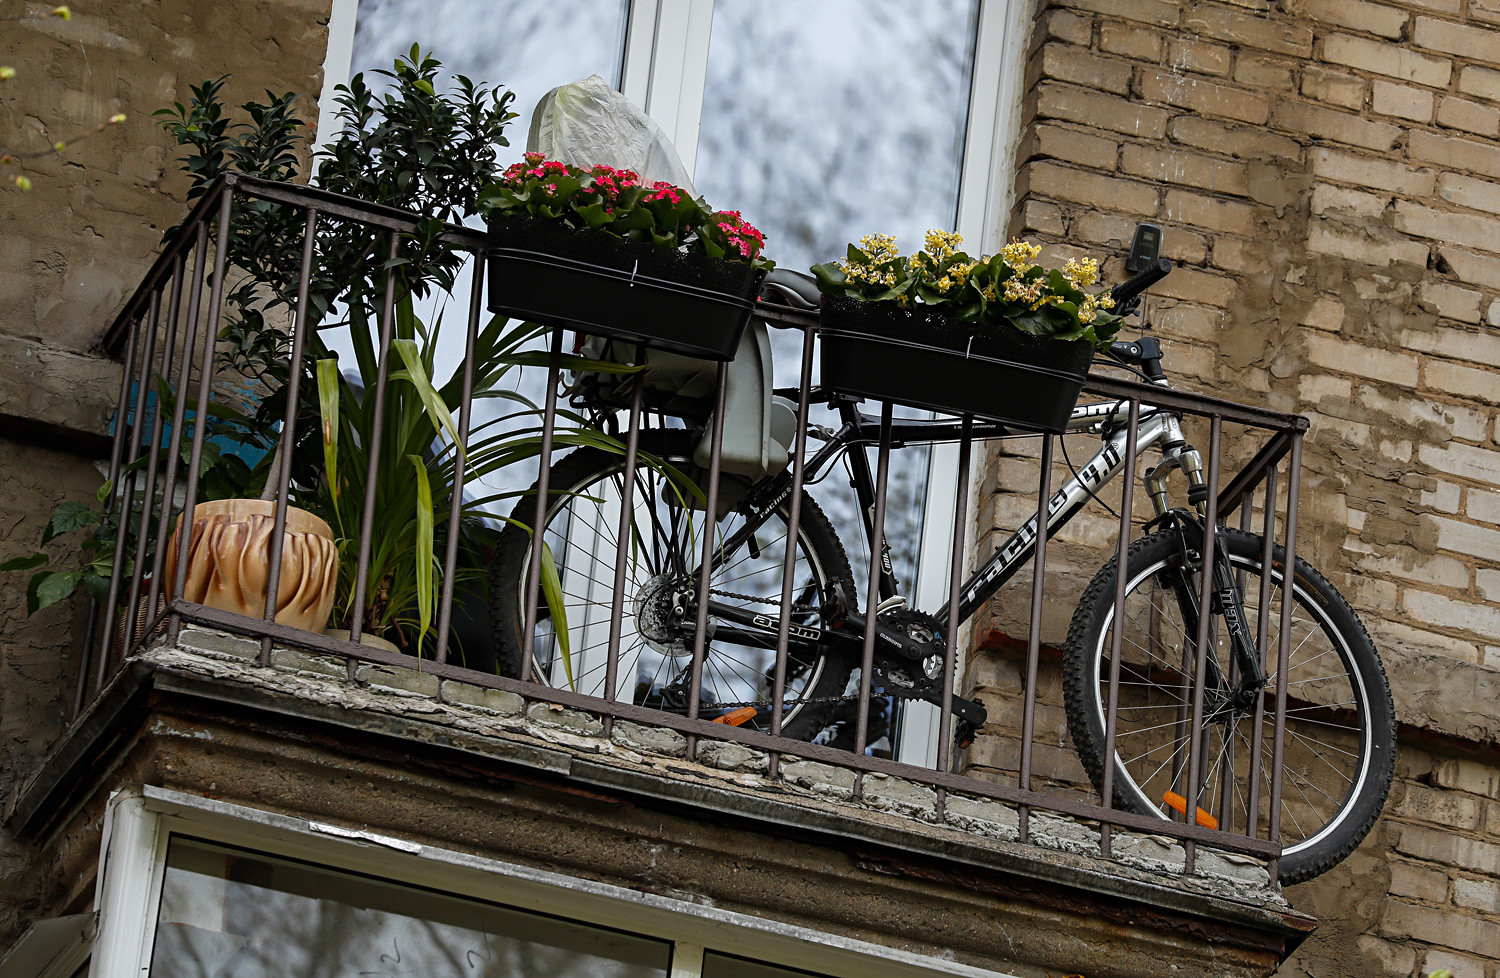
<box><xmin>812</xmin><ymin>233</ymin><xmax>1123</xmax><ymax>433</ymax></box>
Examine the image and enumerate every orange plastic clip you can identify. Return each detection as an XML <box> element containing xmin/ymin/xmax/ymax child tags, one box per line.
<box><xmin>712</xmin><ymin>707</ymin><xmax>758</xmax><ymax>727</ymax></box>
<box><xmin>1162</xmin><ymin>791</ymin><xmax>1219</xmax><ymax>830</ymax></box>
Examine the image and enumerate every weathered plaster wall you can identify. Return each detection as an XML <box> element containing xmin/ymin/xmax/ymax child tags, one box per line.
<box><xmin>975</xmin><ymin>0</ymin><xmax>1500</xmax><ymax>975</ymax></box>
<box><xmin>0</xmin><ymin>0</ymin><xmax>331</xmax><ymax>947</ymax></box>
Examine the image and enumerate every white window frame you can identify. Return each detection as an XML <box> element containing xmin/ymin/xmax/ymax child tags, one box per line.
<box><xmin>87</xmin><ymin>787</ymin><xmax>1017</xmax><ymax>978</ymax></box>
<box><xmin>315</xmin><ymin>0</ymin><xmax>1034</xmax><ymax>767</ymax></box>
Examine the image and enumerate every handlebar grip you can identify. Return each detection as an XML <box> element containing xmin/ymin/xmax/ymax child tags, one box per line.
<box><xmin>1110</xmin><ymin>257</ymin><xmax>1173</xmax><ymax>304</ymax></box>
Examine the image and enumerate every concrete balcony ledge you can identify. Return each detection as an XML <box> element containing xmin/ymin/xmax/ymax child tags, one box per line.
<box><xmin>8</xmin><ymin>628</ymin><xmax>1316</xmax><ymax>978</ymax></box>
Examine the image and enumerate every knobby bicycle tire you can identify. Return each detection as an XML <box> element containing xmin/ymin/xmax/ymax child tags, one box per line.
<box><xmin>1063</xmin><ymin>527</ymin><xmax>1396</xmax><ymax>884</ymax></box>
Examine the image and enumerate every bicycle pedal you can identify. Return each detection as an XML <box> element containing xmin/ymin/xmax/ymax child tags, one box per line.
<box><xmin>1162</xmin><ymin>791</ymin><xmax>1218</xmax><ymax>830</ymax></box>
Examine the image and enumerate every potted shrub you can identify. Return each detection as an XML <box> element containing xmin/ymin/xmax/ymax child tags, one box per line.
<box><xmin>810</xmin><ymin>232</ymin><xmax>1124</xmax><ymax>432</ymax></box>
<box><xmin>478</xmin><ymin>156</ymin><xmax>774</xmax><ymax>361</ymax></box>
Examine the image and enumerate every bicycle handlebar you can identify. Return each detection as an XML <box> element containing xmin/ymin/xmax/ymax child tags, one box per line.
<box><xmin>1109</xmin><ymin>257</ymin><xmax>1173</xmax><ymax>307</ymax></box>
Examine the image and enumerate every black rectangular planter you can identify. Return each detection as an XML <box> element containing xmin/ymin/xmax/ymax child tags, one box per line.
<box><xmin>818</xmin><ymin>295</ymin><xmax>1095</xmax><ymax>433</ymax></box>
<box><xmin>486</xmin><ymin>216</ymin><xmax>766</xmax><ymax>361</ymax></box>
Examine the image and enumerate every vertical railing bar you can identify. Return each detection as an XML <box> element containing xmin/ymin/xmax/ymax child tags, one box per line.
<box><xmin>685</xmin><ymin>363</ymin><xmax>731</xmax><ymax>759</ymax></box>
<box><xmin>603</xmin><ymin>360</ymin><xmax>648</xmax><ymax>726</ymax></box>
<box><xmin>1181</xmin><ymin>414</ymin><xmax>1224</xmax><ymax>875</ymax></box>
<box><xmin>1246</xmin><ymin>464</ymin><xmax>1278</xmax><ymax>838</ymax></box>
<box><xmin>853</xmin><ymin>403</ymin><xmax>895</xmax><ymax>784</ymax></box>
<box><xmin>1099</xmin><ymin>397</ymin><xmax>1141</xmax><ymax>859</ymax></box>
<box><xmin>934</xmin><ymin>416</ymin><xmax>974</xmax><ymax>821</ymax></box>
<box><xmin>96</xmin><ymin>306</ymin><xmax>154</xmax><ymax>678</ymax></box>
<box><xmin>120</xmin><ymin>289</ymin><xmax>164</xmax><ymax>655</ymax></box>
<box><xmin>158</xmin><ymin>225</ymin><xmax>210</xmax><ymax>647</ymax></box>
<box><xmin>433</xmin><ymin>250</ymin><xmax>487</xmax><ymax>667</ymax></box>
<box><xmin>259</xmin><ymin>207</ymin><xmax>321</xmax><ymax>665</ymax></box>
<box><xmin>349</xmin><ymin>234</ymin><xmax>402</xmax><ymax>643</ymax></box>
<box><xmin>138</xmin><ymin>251</ymin><xmax>186</xmax><ymax>632</ymax></box>
<box><xmin>769</xmin><ymin>323</ymin><xmax>818</xmax><ymax>779</ymax></box>
<box><xmin>520</xmin><ymin>326</ymin><xmax>565</xmax><ymax>683</ymax></box>
<box><xmin>1266</xmin><ymin>434</ymin><xmax>1303</xmax><ymax>880</ymax></box>
<box><xmin>1017</xmin><ymin>433</ymin><xmax>1054</xmax><ymax>845</ymax></box>
<box><xmin>86</xmin><ymin>298</ymin><xmax>143</xmax><ymax>697</ymax></box>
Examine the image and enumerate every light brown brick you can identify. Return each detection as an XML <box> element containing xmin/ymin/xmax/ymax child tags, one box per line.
<box><xmin>1302</xmin><ymin>0</ymin><xmax>1409</xmax><ymax>38</ymax></box>
<box><xmin>1423</xmin><ymin>950</ymin><xmax>1494</xmax><ymax>978</ymax></box>
<box><xmin>1324</xmin><ymin>33</ymin><xmax>1453</xmax><ymax>88</ymax></box>
<box><xmin>1454</xmin><ymin>876</ymin><xmax>1500</xmax><ymax>911</ymax></box>
<box><xmin>1235</xmin><ymin>56</ymin><xmax>1294</xmax><ymax>91</ymax></box>
<box><xmin>1020</xmin><ymin>199</ymin><xmax>1066</xmax><ymax>236</ymax></box>
<box><xmin>1395</xmin><ymin>200</ymin><xmax>1500</xmax><ymax>255</ymax></box>
<box><xmin>1312</xmin><ymin>147</ymin><xmax>1436</xmax><ymax>196</ymax></box>
<box><xmin>1041</xmin><ymin>45</ymin><xmax>1133</xmax><ymax>95</ymax></box>
<box><xmin>1410</xmin><ymin>130</ymin><xmax>1500</xmax><ymax>180</ymax></box>
<box><xmin>1404</xmin><ymin>589</ymin><xmax>1500</xmax><ymax>637</ymax></box>
<box><xmin>1035</xmin><ymin>82</ymin><xmax>1171</xmax><ymax>139</ymax></box>
<box><xmin>1383</xmin><ymin>901</ymin><xmax>1500</xmax><ymax>956</ymax></box>
<box><xmin>1304</xmin><ymin>332</ymin><xmax>1420</xmax><ymax>384</ymax></box>
<box><xmin>1073</xmin><ymin>210</ymin><xmax>1141</xmax><ymax>250</ymax></box>
<box><xmin>1166</xmin><ymin>38</ymin><xmax>1232</xmax><ymax>76</ymax></box>
<box><xmin>1169</xmin><ymin>115</ymin><xmax>1302</xmax><ymax>159</ymax></box>
<box><xmin>1120</xmin><ymin>144</ymin><xmax>1249</xmax><ymax>195</ymax></box>
<box><xmin>1438</xmin><ymin>96</ymin><xmax>1500</xmax><ymax>137</ymax></box>
<box><xmin>1183</xmin><ymin>5</ymin><xmax>1314</xmax><ymax>56</ymax></box>
<box><xmin>1395</xmin><ymin>823</ymin><xmax>1500</xmax><ymax>872</ymax></box>
<box><xmin>1357</xmin><ymin>937</ymin><xmax>1417</xmax><ymax>978</ymax></box>
<box><xmin>1419</xmin><ymin>441</ymin><xmax>1500</xmax><ymax>483</ymax></box>
<box><xmin>1272</xmin><ymin>101</ymin><xmax>1402</xmax><ymax>152</ymax></box>
<box><xmin>1372</xmin><ymin>80</ymin><xmax>1434</xmax><ymax>122</ymax></box>
<box><xmin>1433</xmin><ymin>757</ymin><xmax>1500</xmax><ymax>797</ymax></box>
<box><xmin>1138</xmin><ymin>69</ymin><xmax>1270</xmax><ymax>124</ymax></box>
<box><xmin>1459</xmin><ymin>65</ymin><xmax>1500</xmax><ymax>102</ymax></box>
<box><xmin>1163</xmin><ymin>188</ymin><xmax>1255</xmax><ymax>235</ymax></box>
<box><xmin>1099</xmin><ymin>22</ymin><xmax>1161</xmax><ymax>61</ymax></box>
<box><xmin>1031</xmin><ymin>124</ymin><xmax>1120</xmax><ymax>171</ymax></box>
<box><xmin>1407</xmin><ymin>316</ymin><xmax>1500</xmax><ymax>362</ymax></box>
<box><xmin>1425</xmin><ymin>358</ymin><xmax>1500</xmax><ymax>405</ymax></box>
<box><xmin>1436</xmin><ymin>172</ymin><xmax>1500</xmax><ymax>216</ymax></box>
<box><xmin>1416</xmin><ymin>281</ymin><xmax>1483</xmax><ymax>322</ymax></box>
<box><xmin>1057</xmin><ymin>0</ymin><xmax>1181</xmax><ymax>26</ymax></box>
<box><xmin>1388</xmin><ymin>859</ymin><xmax>1451</xmax><ymax>901</ymax></box>
<box><xmin>1300</xmin><ymin>66</ymin><xmax>1367</xmax><ymax>109</ymax></box>
<box><xmin>1415</xmin><ymin>16</ymin><xmax>1500</xmax><ymax>67</ymax></box>
<box><xmin>1307</xmin><ymin>223</ymin><xmax>1429</xmax><ymax>267</ymax></box>
<box><xmin>1311</xmin><ymin>183</ymin><xmax>1389</xmax><ymax>219</ymax></box>
<box><xmin>1475</xmin><ymin>0</ymin><xmax>1500</xmax><ymax>25</ymax></box>
<box><xmin>1023</xmin><ymin>162</ymin><xmax>1160</xmax><ymax>216</ymax></box>
<box><xmin>1152</xmin><ymin>265</ymin><xmax>1237</xmax><ymax>306</ymax></box>
<box><xmin>1040</xmin><ymin>8</ymin><xmax>1093</xmax><ymax>46</ymax></box>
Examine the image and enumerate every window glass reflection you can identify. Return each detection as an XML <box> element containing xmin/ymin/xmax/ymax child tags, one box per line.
<box><xmin>148</xmin><ymin>838</ymin><xmax>671</xmax><ymax>978</ymax></box>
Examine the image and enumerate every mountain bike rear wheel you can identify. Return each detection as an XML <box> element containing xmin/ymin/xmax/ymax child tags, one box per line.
<box><xmin>1063</xmin><ymin>528</ymin><xmax>1395</xmax><ymax>884</ymax></box>
<box><xmin>489</xmin><ymin>433</ymin><xmax>857</xmax><ymax>741</ymax></box>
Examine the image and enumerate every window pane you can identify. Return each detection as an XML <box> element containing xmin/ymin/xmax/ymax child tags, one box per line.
<box><xmin>148</xmin><ymin>838</ymin><xmax>671</xmax><ymax>978</ymax></box>
<box><xmin>694</xmin><ymin>0</ymin><xmax>981</xmax><ymax>274</ymax></box>
<box><xmin>350</xmin><ymin>0</ymin><xmax>629</xmax><ymax>114</ymax></box>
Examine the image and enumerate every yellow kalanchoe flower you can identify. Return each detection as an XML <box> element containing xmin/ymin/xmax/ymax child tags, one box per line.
<box><xmin>1000</xmin><ymin>239</ymin><xmax>1041</xmax><ymax>273</ymax></box>
<box><xmin>1062</xmin><ymin>256</ymin><xmax>1100</xmax><ymax>289</ymax></box>
<box><xmin>924</xmin><ymin>228</ymin><xmax>963</xmax><ymax>263</ymax></box>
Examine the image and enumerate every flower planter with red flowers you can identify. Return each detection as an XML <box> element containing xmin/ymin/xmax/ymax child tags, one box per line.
<box><xmin>480</xmin><ymin>157</ymin><xmax>771</xmax><ymax>361</ymax></box>
<box><xmin>811</xmin><ymin>233</ymin><xmax>1123</xmax><ymax>433</ymax></box>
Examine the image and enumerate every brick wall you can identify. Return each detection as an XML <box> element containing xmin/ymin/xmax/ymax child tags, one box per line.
<box><xmin>974</xmin><ymin>1</ymin><xmax>1500</xmax><ymax>974</ymax></box>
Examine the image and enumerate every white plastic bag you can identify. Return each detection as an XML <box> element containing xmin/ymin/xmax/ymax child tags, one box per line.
<box><xmin>526</xmin><ymin>74</ymin><xmax>695</xmax><ymax>193</ymax></box>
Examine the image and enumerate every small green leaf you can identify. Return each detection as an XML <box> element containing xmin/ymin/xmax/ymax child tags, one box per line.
<box><xmin>31</xmin><ymin>570</ymin><xmax>82</xmax><ymax>615</ymax></box>
<box><xmin>43</xmin><ymin>501</ymin><xmax>101</xmax><ymax>543</ymax></box>
<box><xmin>0</xmin><ymin>553</ymin><xmax>47</xmax><ymax>572</ymax></box>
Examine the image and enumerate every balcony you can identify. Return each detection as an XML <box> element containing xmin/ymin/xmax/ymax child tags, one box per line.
<box><xmin>8</xmin><ymin>174</ymin><xmax>1325</xmax><ymax>976</ymax></box>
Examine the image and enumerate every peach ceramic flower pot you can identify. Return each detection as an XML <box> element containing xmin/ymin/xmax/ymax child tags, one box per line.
<box><xmin>164</xmin><ymin>499</ymin><xmax>338</xmax><ymax>633</ymax></box>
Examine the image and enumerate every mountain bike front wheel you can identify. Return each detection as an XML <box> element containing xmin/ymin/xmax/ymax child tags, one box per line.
<box><xmin>488</xmin><ymin>432</ymin><xmax>858</xmax><ymax>741</ymax></box>
<box><xmin>1062</xmin><ymin>527</ymin><xmax>1396</xmax><ymax>884</ymax></box>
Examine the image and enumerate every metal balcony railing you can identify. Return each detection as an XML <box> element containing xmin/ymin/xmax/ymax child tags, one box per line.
<box><xmin>79</xmin><ymin>173</ymin><xmax>1325</xmax><ymax>881</ymax></box>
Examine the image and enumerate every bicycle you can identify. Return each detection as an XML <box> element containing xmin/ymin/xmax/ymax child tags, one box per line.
<box><xmin>487</xmin><ymin>259</ymin><xmax>1396</xmax><ymax>885</ymax></box>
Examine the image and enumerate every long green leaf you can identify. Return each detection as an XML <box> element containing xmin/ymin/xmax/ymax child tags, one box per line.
<box><xmin>392</xmin><ymin>338</ymin><xmax>464</xmax><ymax>455</ymax></box>
<box><xmin>538</xmin><ymin>541</ymin><xmax>572</xmax><ymax>690</ymax></box>
<box><xmin>409</xmin><ymin>454</ymin><xmax>435</xmax><ymax>648</ymax></box>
